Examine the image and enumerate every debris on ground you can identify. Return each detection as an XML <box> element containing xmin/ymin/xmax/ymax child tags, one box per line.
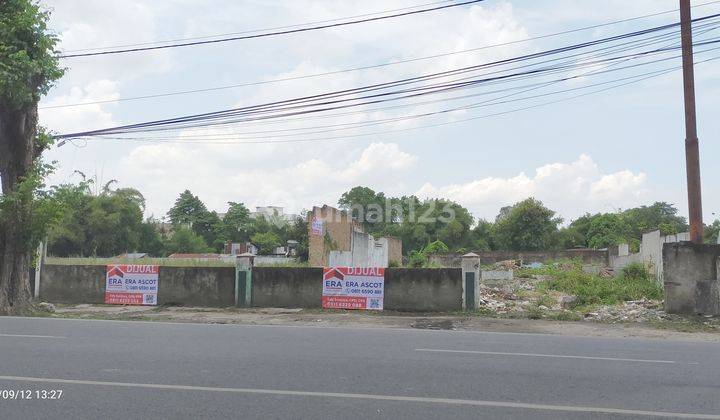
<box><xmin>582</xmin><ymin>299</ymin><xmax>666</xmax><ymax>323</ymax></box>
<box><xmin>494</xmin><ymin>260</ymin><xmax>520</xmax><ymax>270</ymax></box>
<box><xmin>35</xmin><ymin>302</ymin><xmax>56</xmax><ymax>313</ymax></box>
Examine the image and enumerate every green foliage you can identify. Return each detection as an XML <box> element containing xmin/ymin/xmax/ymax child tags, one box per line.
<box><xmin>560</xmin><ymin>202</ymin><xmax>688</xmax><ymax>250</ymax></box>
<box><xmin>138</xmin><ymin>219</ymin><xmax>165</xmax><ymax>257</ymax></box>
<box><xmin>622</xmin><ymin>202</ymin><xmax>687</xmax><ymax>239</ymax></box>
<box><xmin>0</xmin><ymin>161</ymin><xmax>62</xmax><ymax>253</ymax></box>
<box><xmin>423</xmin><ymin>240</ymin><xmax>449</xmax><ymax>254</ymax></box>
<box><xmin>221</xmin><ymin>201</ymin><xmax>252</xmax><ymax>242</ymax></box>
<box><xmin>46</xmin><ymin>257</ymin><xmax>233</xmax><ymax>268</ymax></box>
<box><xmin>251</xmin><ymin>231</ymin><xmax>282</xmax><ymax>254</ymax></box>
<box><xmin>167</xmin><ymin>190</ymin><xmax>221</xmax><ymax>249</ymax></box>
<box><xmin>407</xmin><ymin>250</ymin><xmax>426</xmax><ymax>268</ymax></box>
<box><xmin>586</xmin><ymin>213</ymin><xmax>628</xmax><ymax>249</ymax></box>
<box><xmin>339</xmin><ymin>187</ymin><xmax>480</xmax><ymax>256</ymax></box>
<box><xmin>470</xmin><ymin>219</ymin><xmax>493</xmax><ymax>251</ymax></box>
<box><xmin>48</xmin><ymin>182</ymin><xmax>146</xmax><ymax>257</ymax></box>
<box><xmin>338</xmin><ymin>186</ymin><xmax>389</xmax><ymax>233</ymax></box>
<box><xmin>535</xmin><ymin>261</ymin><xmax>662</xmax><ymax>307</ymax></box>
<box><xmin>492</xmin><ymin>198</ymin><xmax>562</xmax><ymax>251</ymax></box>
<box><xmin>164</xmin><ymin>227</ymin><xmax>211</xmax><ymax>254</ymax></box>
<box><xmin>286</xmin><ymin>213</ymin><xmax>309</xmax><ymax>262</ymax></box>
<box><xmin>0</xmin><ymin>0</ymin><xmax>65</xmax><ymax>108</ymax></box>
<box><xmin>619</xmin><ymin>262</ymin><xmax>651</xmax><ymax>283</ymax></box>
<box><xmin>705</xmin><ymin>220</ymin><xmax>720</xmax><ymax>244</ymax></box>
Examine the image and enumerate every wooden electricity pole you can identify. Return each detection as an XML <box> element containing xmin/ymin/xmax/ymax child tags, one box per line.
<box><xmin>680</xmin><ymin>0</ymin><xmax>704</xmax><ymax>243</ymax></box>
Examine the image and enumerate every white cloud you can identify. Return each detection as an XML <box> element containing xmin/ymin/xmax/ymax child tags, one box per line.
<box><xmin>116</xmin><ymin>141</ymin><xmax>417</xmax><ymax>217</ymax></box>
<box><xmin>417</xmin><ymin>154</ymin><xmax>652</xmax><ymax>222</ymax></box>
<box><xmin>39</xmin><ymin>80</ymin><xmax>120</xmax><ymax>133</ymax></box>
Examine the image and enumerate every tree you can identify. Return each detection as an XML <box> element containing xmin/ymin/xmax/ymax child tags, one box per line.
<box><xmin>168</xmin><ymin>190</ymin><xmax>208</xmax><ymax>226</ymax></box>
<box><xmin>559</xmin><ymin>213</ymin><xmax>595</xmax><ymax>249</ymax></box>
<box><xmin>585</xmin><ymin>213</ymin><xmax>628</xmax><ymax>249</ymax></box>
<box><xmin>251</xmin><ymin>231</ymin><xmax>282</xmax><ymax>255</ymax></box>
<box><xmin>470</xmin><ymin>219</ymin><xmax>493</xmax><ymax>251</ymax></box>
<box><xmin>167</xmin><ymin>190</ymin><xmax>221</xmax><ymax>250</ymax></box>
<box><xmin>0</xmin><ymin>1</ymin><xmax>64</xmax><ymax>312</ymax></box>
<box><xmin>492</xmin><ymin>198</ymin><xmax>562</xmax><ymax>251</ymax></box>
<box><xmin>705</xmin><ymin>220</ymin><xmax>720</xmax><ymax>244</ymax></box>
<box><xmin>221</xmin><ymin>201</ymin><xmax>252</xmax><ymax>242</ymax></box>
<box><xmin>48</xmin><ymin>183</ymin><xmax>147</xmax><ymax>257</ymax></box>
<box><xmin>285</xmin><ymin>213</ymin><xmax>309</xmax><ymax>262</ymax></box>
<box><xmin>138</xmin><ymin>219</ymin><xmax>165</xmax><ymax>257</ymax></box>
<box><xmin>338</xmin><ymin>186</ymin><xmax>388</xmax><ymax>233</ymax></box>
<box><xmin>164</xmin><ymin>227</ymin><xmax>211</xmax><ymax>254</ymax></box>
<box><xmin>622</xmin><ymin>202</ymin><xmax>687</xmax><ymax>239</ymax></box>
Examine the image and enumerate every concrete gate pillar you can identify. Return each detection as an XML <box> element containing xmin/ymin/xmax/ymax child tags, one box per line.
<box><xmin>235</xmin><ymin>253</ymin><xmax>254</xmax><ymax>307</ymax></box>
<box><xmin>461</xmin><ymin>253</ymin><xmax>481</xmax><ymax>310</ymax></box>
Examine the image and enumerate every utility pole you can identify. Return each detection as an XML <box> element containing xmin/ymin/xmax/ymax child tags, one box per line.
<box><xmin>680</xmin><ymin>0</ymin><xmax>704</xmax><ymax>243</ymax></box>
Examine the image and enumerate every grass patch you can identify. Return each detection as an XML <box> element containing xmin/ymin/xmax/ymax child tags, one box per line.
<box><xmin>536</xmin><ymin>261</ymin><xmax>662</xmax><ymax>307</ymax></box>
<box><xmin>46</xmin><ymin>257</ymin><xmax>235</xmax><ymax>267</ymax></box>
<box><xmin>255</xmin><ymin>261</ymin><xmax>309</xmax><ymax>268</ymax></box>
<box><xmin>544</xmin><ymin>311</ymin><xmax>583</xmax><ymax>321</ymax></box>
<box><xmin>536</xmin><ymin>294</ymin><xmax>555</xmax><ymax>308</ymax></box>
<box><xmin>526</xmin><ymin>305</ymin><xmax>544</xmax><ymax>320</ymax></box>
<box><xmin>648</xmin><ymin>318</ymin><xmax>720</xmax><ymax>333</ymax></box>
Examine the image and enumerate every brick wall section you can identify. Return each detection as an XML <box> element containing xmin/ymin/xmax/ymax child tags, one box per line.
<box><xmin>386</xmin><ymin>236</ymin><xmax>403</xmax><ymax>266</ymax></box>
<box><xmin>308</xmin><ymin>205</ymin><xmax>356</xmax><ymax>267</ymax></box>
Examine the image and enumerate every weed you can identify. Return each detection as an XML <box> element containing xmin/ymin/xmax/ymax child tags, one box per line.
<box><xmin>536</xmin><ymin>262</ymin><xmax>661</xmax><ymax>306</ymax></box>
<box><xmin>545</xmin><ymin>311</ymin><xmax>583</xmax><ymax>321</ymax></box>
<box><xmin>526</xmin><ymin>305</ymin><xmax>544</xmax><ymax>320</ymax></box>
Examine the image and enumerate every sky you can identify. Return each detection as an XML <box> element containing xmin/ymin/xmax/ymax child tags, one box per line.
<box><xmin>38</xmin><ymin>0</ymin><xmax>720</xmax><ymax>225</ymax></box>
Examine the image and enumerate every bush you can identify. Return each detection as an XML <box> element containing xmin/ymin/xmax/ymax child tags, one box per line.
<box><xmin>407</xmin><ymin>250</ymin><xmax>426</xmax><ymax>268</ymax></box>
<box><xmin>620</xmin><ymin>263</ymin><xmax>650</xmax><ymax>282</ymax></box>
<box><xmin>537</xmin><ymin>261</ymin><xmax>661</xmax><ymax>307</ymax></box>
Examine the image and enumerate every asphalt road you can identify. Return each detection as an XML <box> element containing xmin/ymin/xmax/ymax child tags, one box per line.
<box><xmin>0</xmin><ymin>317</ymin><xmax>719</xmax><ymax>419</ymax></box>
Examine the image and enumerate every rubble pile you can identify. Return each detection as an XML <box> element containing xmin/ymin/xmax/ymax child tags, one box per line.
<box><xmin>582</xmin><ymin>299</ymin><xmax>666</xmax><ymax>323</ymax></box>
<box><xmin>477</xmin><ymin>284</ymin><xmax>529</xmax><ymax>314</ymax></box>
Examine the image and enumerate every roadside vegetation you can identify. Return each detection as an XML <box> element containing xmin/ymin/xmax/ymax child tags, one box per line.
<box><xmin>469</xmin><ymin>259</ymin><xmax>670</xmax><ymax>325</ymax></box>
<box><xmin>530</xmin><ymin>262</ymin><xmax>663</xmax><ymax>307</ymax></box>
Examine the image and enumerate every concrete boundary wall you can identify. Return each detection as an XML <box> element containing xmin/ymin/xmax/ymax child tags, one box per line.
<box><xmin>252</xmin><ymin>267</ymin><xmax>323</xmax><ymax>308</ymax></box>
<box><xmin>663</xmin><ymin>242</ymin><xmax>720</xmax><ymax>315</ymax></box>
<box><xmin>40</xmin><ymin>264</ymin><xmax>463</xmax><ymax>311</ymax></box>
<box><xmin>39</xmin><ymin>264</ymin><xmax>235</xmax><ymax>307</ymax></box>
<box><xmin>384</xmin><ymin>268</ymin><xmax>462</xmax><ymax>311</ymax></box>
<box><xmin>253</xmin><ymin>267</ymin><xmax>462</xmax><ymax>311</ymax></box>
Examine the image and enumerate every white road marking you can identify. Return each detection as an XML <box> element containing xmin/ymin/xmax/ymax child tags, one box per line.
<box><xmin>0</xmin><ymin>333</ymin><xmax>65</xmax><ymax>339</ymax></box>
<box><xmin>415</xmin><ymin>348</ymin><xmax>691</xmax><ymax>364</ymax></box>
<box><xmin>0</xmin><ymin>375</ymin><xmax>717</xmax><ymax>419</ymax></box>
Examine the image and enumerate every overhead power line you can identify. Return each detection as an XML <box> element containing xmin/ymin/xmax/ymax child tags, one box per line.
<box><xmin>61</xmin><ymin>0</ymin><xmax>458</xmax><ymax>53</ymax></box>
<box><xmin>55</xmin><ymin>14</ymin><xmax>720</xmax><ymax>140</ymax></box>
<box><xmin>43</xmin><ymin>0</ymin><xmax>720</xmax><ymax>110</ymax></box>
<box><xmin>88</xmin><ymin>43</ymin><xmax>720</xmax><ymax>142</ymax></box>
<box><xmin>58</xmin><ymin>0</ymin><xmax>485</xmax><ymax>59</ymax></box>
<box><xmin>91</xmin><ymin>54</ymin><xmax>720</xmax><ymax>146</ymax></box>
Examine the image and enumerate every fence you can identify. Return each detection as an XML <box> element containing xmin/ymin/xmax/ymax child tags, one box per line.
<box><xmin>39</xmin><ymin>263</ymin><xmax>462</xmax><ymax>311</ymax></box>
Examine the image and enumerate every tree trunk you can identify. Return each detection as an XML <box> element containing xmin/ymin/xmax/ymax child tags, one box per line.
<box><xmin>0</xmin><ymin>100</ymin><xmax>39</xmax><ymax>314</ymax></box>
